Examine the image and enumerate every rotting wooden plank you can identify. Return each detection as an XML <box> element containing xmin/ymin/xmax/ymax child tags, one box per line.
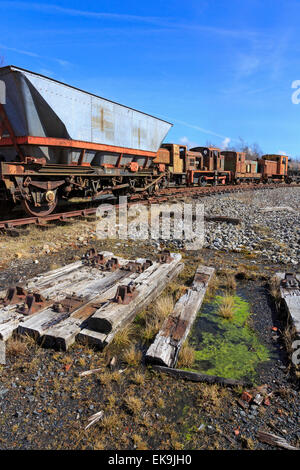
<box><xmin>17</xmin><ymin>267</ymin><xmax>136</xmax><ymax>342</ymax></box>
<box><xmin>0</xmin><ymin>260</ymin><xmax>82</xmax><ymax>299</ymax></box>
<box><xmin>0</xmin><ymin>267</ymin><xmax>120</xmax><ymax>341</ymax></box>
<box><xmin>0</xmin><ymin>251</ymin><xmax>121</xmax><ymax>299</ymax></box>
<box><xmin>152</xmin><ymin>365</ymin><xmax>251</xmax><ymax>387</ymax></box>
<box><xmin>145</xmin><ymin>265</ymin><xmax>215</xmax><ymax>368</ymax></box>
<box><xmin>40</xmin><ymin>271</ymin><xmax>142</xmax><ymax>350</ymax></box>
<box><xmin>41</xmin><ymin>262</ymin><xmax>165</xmax><ymax>350</ymax></box>
<box><xmin>88</xmin><ymin>254</ymin><xmax>182</xmax><ymax>334</ymax></box>
<box><xmin>0</xmin><ymin>252</ymin><xmax>136</xmax><ymax>342</ymax></box>
<box><xmin>78</xmin><ymin>261</ymin><xmax>184</xmax><ymax>349</ymax></box>
<box><xmin>257</xmin><ymin>430</ymin><xmax>299</xmax><ymax>450</ymax></box>
<box><xmin>0</xmin><ymin>309</ymin><xmax>24</xmax><ymax>341</ymax></box>
<box><xmin>276</xmin><ymin>272</ymin><xmax>300</xmax><ymax>336</ymax></box>
<box><xmin>0</xmin><ymin>340</ymin><xmax>5</xmax><ymax>365</ymax></box>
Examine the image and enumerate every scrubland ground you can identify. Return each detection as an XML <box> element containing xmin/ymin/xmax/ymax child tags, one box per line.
<box><xmin>0</xmin><ymin>188</ymin><xmax>299</xmax><ymax>450</ymax></box>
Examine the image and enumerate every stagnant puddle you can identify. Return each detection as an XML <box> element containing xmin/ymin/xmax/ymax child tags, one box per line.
<box><xmin>186</xmin><ymin>283</ymin><xmax>281</xmax><ymax>383</ymax></box>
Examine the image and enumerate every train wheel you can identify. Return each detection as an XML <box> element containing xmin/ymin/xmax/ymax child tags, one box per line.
<box><xmin>21</xmin><ymin>197</ymin><xmax>58</xmax><ymax>217</ymax></box>
<box><xmin>199</xmin><ymin>176</ymin><xmax>207</xmax><ymax>187</ymax></box>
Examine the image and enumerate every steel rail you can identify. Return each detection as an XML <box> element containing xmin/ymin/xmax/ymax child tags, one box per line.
<box><xmin>0</xmin><ymin>183</ymin><xmax>297</xmax><ymax>231</ymax></box>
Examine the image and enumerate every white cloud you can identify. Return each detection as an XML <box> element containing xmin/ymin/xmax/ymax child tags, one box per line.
<box><xmin>0</xmin><ymin>2</ymin><xmax>267</xmax><ymax>40</ymax></box>
<box><xmin>221</xmin><ymin>137</ymin><xmax>231</xmax><ymax>149</ymax></box>
<box><xmin>0</xmin><ymin>43</ymin><xmax>39</xmax><ymax>57</ymax></box>
<box><xmin>0</xmin><ymin>43</ymin><xmax>71</xmax><ymax>68</ymax></box>
<box><xmin>0</xmin><ymin>2</ymin><xmax>165</xmax><ymax>25</ymax></box>
<box><xmin>179</xmin><ymin>136</ymin><xmax>196</xmax><ymax>149</ymax></box>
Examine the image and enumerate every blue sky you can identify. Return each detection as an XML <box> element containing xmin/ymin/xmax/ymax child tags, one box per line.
<box><xmin>0</xmin><ymin>0</ymin><xmax>300</xmax><ymax>157</ymax></box>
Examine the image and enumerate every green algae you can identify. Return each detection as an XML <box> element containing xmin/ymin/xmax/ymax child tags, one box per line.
<box><xmin>187</xmin><ymin>294</ymin><xmax>270</xmax><ymax>381</ymax></box>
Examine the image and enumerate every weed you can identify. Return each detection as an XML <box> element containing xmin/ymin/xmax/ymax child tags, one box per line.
<box><xmin>177</xmin><ymin>341</ymin><xmax>195</xmax><ymax>368</ymax></box>
<box><xmin>154</xmin><ymin>295</ymin><xmax>174</xmax><ymax>323</ymax></box>
<box><xmin>141</xmin><ymin>319</ymin><xmax>160</xmax><ymax>344</ymax></box>
<box><xmin>218</xmin><ymin>294</ymin><xmax>235</xmax><ymax>319</ymax></box>
<box><xmin>122</xmin><ymin>346</ymin><xmax>142</xmax><ymax>367</ymax></box>
<box><xmin>99</xmin><ymin>371</ymin><xmax>112</xmax><ymax>386</ymax></box>
<box><xmin>157</xmin><ymin>397</ymin><xmax>165</xmax><ymax>408</ymax></box>
<box><xmin>132</xmin><ymin>434</ymin><xmax>148</xmax><ymax>450</ymax></box>
<box><xmin>107</xmin><ymin>324</ymin><xmax>136</xmax><ymax>355</ymax></box>
<box><xmin>6</xmin><ymin>337</ymin><xmax>28</xmax><ymax>357</ymax></box>
<box><xmin>223</xmin><ymin>273</ymin><xmax>237</xmax><ymax>291</ymax></box>
<box><xmin>269</xmin><ymin>276</ymin><xmax>281</xmax><ymax>303</ymax></box>
<box><xmin>132</xmin><ymin>371</ymin><xmax>145</xmax><ymax>386</ymax></box>
<box><xmin>124</xmin><ymin>396</ymin><xmax>143</xmax><ymax>415</ymax></box>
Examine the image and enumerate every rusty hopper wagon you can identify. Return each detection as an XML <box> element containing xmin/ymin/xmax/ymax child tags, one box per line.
<box><xmin>0</xmin><ymin>66</ymin><xmax>172</xmax><ymax>216</ymax></box>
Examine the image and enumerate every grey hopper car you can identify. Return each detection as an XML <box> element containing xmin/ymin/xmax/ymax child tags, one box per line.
<box><xmin>0</xmin><ymin>65</ymin><xmax>172</xmax><ymax>167</ymax></box>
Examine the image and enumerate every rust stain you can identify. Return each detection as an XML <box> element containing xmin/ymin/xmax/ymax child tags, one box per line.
<box><xmin>92</xmin><ymin>105</ymin><xmax>114</xmax><ymax>140</ymax></box>
<box><xmin>101</xmin><ymin>108</ymin><xmax>104</xmax><ymax>132</ymax></box>
<box><xmin>172</xmin><ymin>318</ymin><xmax>189</xmax><ymax>341</ymax></box>
<box><xmin>194</xmin><ymin>272</ymin><xmax>210</xmax><ymax>284</ymax></box>
<box><xmin>161</xmin><ymin>315</ymin><xmax>177</xmax><ymax>337</ymax></box>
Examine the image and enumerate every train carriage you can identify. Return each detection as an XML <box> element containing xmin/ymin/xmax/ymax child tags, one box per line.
<box><xmin>0</xmin><ymin>66</ymin><xmax>172</xmax><ymax>216</ymax></box>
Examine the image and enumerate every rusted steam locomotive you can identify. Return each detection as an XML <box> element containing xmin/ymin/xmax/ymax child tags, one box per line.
<box><xmin>0</xmin><ymin>66</ymin><xmax>295</xmax><ymax>217</ymax></box>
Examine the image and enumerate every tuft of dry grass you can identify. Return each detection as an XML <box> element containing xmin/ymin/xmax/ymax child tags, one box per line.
<box><xmin>241</xmin><ymin>436</ymin><xmax>255</xmax><ymax>450</ymax></box>
<box><xmin>154</xmin><ymin>295</ymin><xmax>174</xmax><ymax>323</ymax></box>
<box><xmin>132</xmin><ymin>371</ymin><xmax>145</xmax><ymax>386</ymax></box>
<box><xmin>139</xmin><ymin>294</ymin><xmax>175</xmax><ymax>344</ymax></box>
<box><xmin>177</xmin><ymin>341</ymin><xmax>195</xmax><ymax>368</ymax></box>
<box><xmin>6</xmin><ymin>337</ymin><xmax>29</xmax><ymax>357</ymax></box>
<box><xmin>197</xmin><ymin>384</ymin><xmax>227</xmax><ymax>413</ymax></box>
<box><xmin>98</xmin><ymin>371</ymin><xmax>112</xmax><ymax>386</ymax></box>
<box><xmin>218</xmin><ymin>294</ymin><xmax>235</xmax><ymax>320</ymax></box>
<box><xmin>124</xmin><ymin>395</ymin><xmax>143</xmax><ymax>415</ymax></box>
<box><xmin>223</xmin><ymin>273</ymin><xmax>236</xmax><ymax>291</ymax></box>
<box><xmin>205</xmin><ymin>274</ymin><xmax>219</xmax><ymax>300</ymax></box>
<box><xmin>141</xmin><ymin>318</ymin><xmax>160</xmax><ymax>343</ymax></box>
<box><xmin>269</xmin><ymin>276</ymin><xmax>281</xmax><ymax>303</ymax></box>
<box><xmin>122</xmin><ymin>345</ymin><xmax>142</xmax><ymax>366</ymax></box>
<box><xmin>93</xmin><ymin>440</ymin><xmax>105</xmax><ymax>450</ymax></box>
<box><xmin>282</xmin><ymin>324</ymin><xmax>296</xmax><ymax>358</ymax></box>
<box><xmin>100</xmin><ymin>412</ymin><xmax>122</xmax><ymax>431</ymax></box>
<box><xmin>107</xmin><ymin>324</ymin><xmax>136</xmax><ymax>355</ymax></box>
<box><xmin>132</xmin><ymin>434</ymin><xmax>148</xmax><ymax>450</ymax></box>
<box><xmin>157</xmin><ymin>397</ymin><xmax>165</xmax><ymax>408</ymax></box>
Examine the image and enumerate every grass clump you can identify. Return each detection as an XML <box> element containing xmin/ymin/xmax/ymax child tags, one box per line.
<box><xmin>107</xmin><ymin>324</ymin><xmax>136</xmax><ymax>355</ymax></box>
<box><xmin>177</xmin><ymin>341</ymin><xmax>195</xmax><ymax>368</ymax></box>
<box><xmin>223</xmin><ymin>273</ymin><xmax>236</xmax><ymax>291</ymax></box>
<box><xmin>122</xmin><ymin>345</ymin><xmax>142</xmax><ymax>366</ymax></box>
<box><xmin>124</xmin><ymin>396</ymin><xmax>143</xmax><ymax>415</ymax></box>
<box><xmin>132</xmin><ymin>371</ymin><xmax>145</xmax><ymax>386</ymax></box>
<box><xmin>132</xmin><ymin>434</ymin><xmax>148</xmax><ymax>450</ymax></box>
<box><xmin>218</xmin><ymin>294</ymin><xmax>235</xmax><ymax>320</ymax></box>
<box><xmin>198</xmin><ymin>384</ymin><xmax>224</xmax><ymax>410</ymax></box>
<box><xmin>269</xmin><ymin>275</ymin><xmax>281</xmax><ymax>303</ymax></box>
<box><xmin>154</xmin><ymin>295</ymin><xmax>174</xmax><ymax>322</ymax></box>
<box><xmin>141</xmin><ymin>318</ymin><xmax>160</xmax><ymax>344</ymax></box>
<box><xmin>6</xmin><ymin>337</ymin><xmax>29</xmax><ymax>357</ymax></box>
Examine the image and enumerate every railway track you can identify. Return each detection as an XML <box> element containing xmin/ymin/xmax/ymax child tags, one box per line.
<box><xmin>0</xmin><ymin>182</ymin><xmax>297</xmax><ymax>232</ymax></box>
